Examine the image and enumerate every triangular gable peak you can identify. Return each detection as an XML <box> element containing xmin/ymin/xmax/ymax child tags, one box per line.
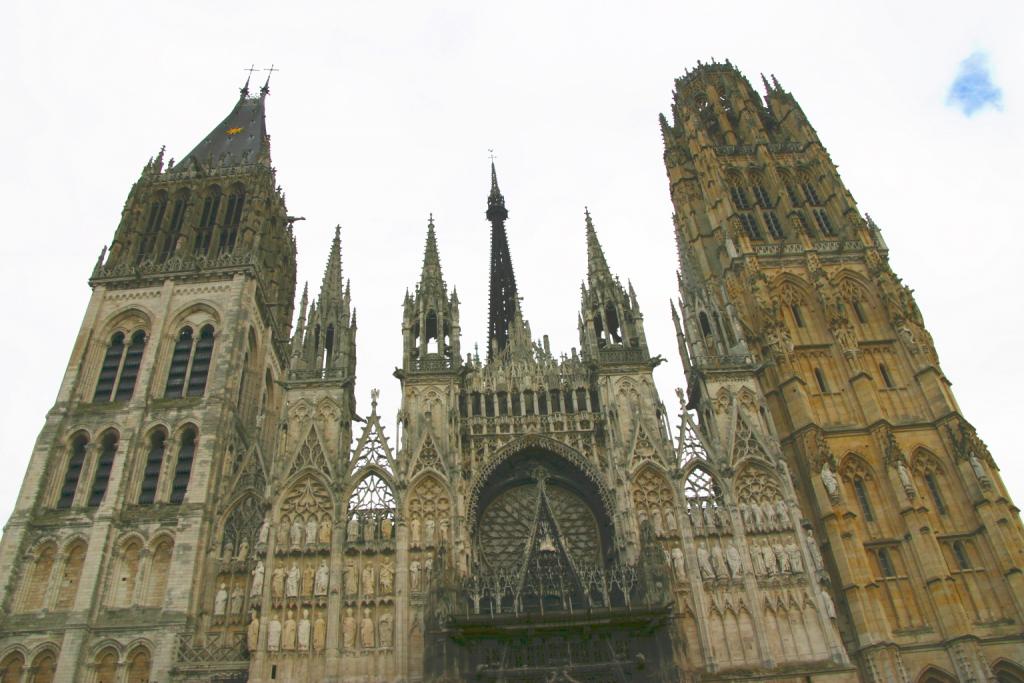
<box><xmin>676</xmin><ymin>409</ymin><xmax>715</xmax><ymax>469</ymax></box>
<box><xmin>350</xmin><ymin>392</ymin><xmax>395</xmax><ymax>476</ymax></box>
<box><xmin>288</xmin><ymin>425</ymin><xmax>332</xmax><ymax>480</ymax></box>
<box><xmin>629</xmin><ymin>418</ymin><xmax>660</xmax><ymax>470</ymax></box>
<box><xmin>728</xmin><ymin>408</ymin><xmax>773</xmax><ymax>466</ymax></box>
<box><xmin>228</xmin><ymin>444</ymin><xmax>267</xmax><ymax>500</ymax></box>
<box><xmin>408</xmin><ymin>432</ymin><xmax>444</xmax><ymax>479</ymax></box>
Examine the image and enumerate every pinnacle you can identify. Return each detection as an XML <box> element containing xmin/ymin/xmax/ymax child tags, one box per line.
<box><xmin>584</xmin><ymin>207</ymin><xmax>612</xmax><ymax>286</ymax></box>
<box><xmin>317</xmin><ymin>226</ymin><xmax>344</xmax><ymax>308</ymax></box>
<box><xmin>420</xmin><ymin>215</ymin><xmax>444</xmax><ymax>287</ymax></box>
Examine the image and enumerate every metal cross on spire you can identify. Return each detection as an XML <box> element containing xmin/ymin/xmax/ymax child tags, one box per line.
<box><xmin>241</xmin><ymin>64</ymin><xmax>259</xmax><ymax>95</ymax></box>
<box><xmin>261</xmin><ymin>64</ymin><xmax>279</xmax><ymax>95</ymax></box>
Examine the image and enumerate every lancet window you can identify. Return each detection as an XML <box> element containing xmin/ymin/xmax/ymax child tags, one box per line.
<box><xmin>159</xmin><ymin>192</ymin><xmax>189</xmax><ymax>261</ymax></box>
<box><xmin>94</xmin><ymin>330</ymin><xmax>146</xmax><ymax>403</ymax></box>
<box><xmin>683</xmin><ymin>465</ymin><xmax>726</xmax><ymax>535</ymax></box>
<box><xmin>632</xmin><ymin>467</ymin><xmax>677</xmax><ymax>538</ymax></box>
<box><xmin>193</xmin><ymin>186</ymin><xmax>221</xmax><ymax>255</ymax></box>
<box><xmin>57</xmin><ymin>433</ymin><xmax>88</xmax><ymax>509</ymax></box>
<box><xmin>137</xmin><ymin>429</ymin><xmax>166</xmax><ymax>505</ymax></box>
<box><xmin>55</xmin><ymin>541</ymin><xmax>86</xmax><ymax>610</ymax></box>
<box><xmin>218</xmin><ymin>185</ymin><xmax>245</xmax><ymax>254</ymax></box>
<box><xmin>169</xmin><ymin>427</ymin><xmax>196</xmax><ymax>504</ymax></box>
<box><xmin>0</xmin><ymin>653</ymin><xmax>24</xmax><ymax>683</ymax></box>
<box><xmin>19</xmin><ymin>541</ymin><xmax>56</xmax><ymax>612</ymax></box>
<box><xmin>164</xmin><ymin>324</ymin><xmax>215</xmax><ymax>398</ymax></box>
<box><xmin>87</xmin><ymin>431</ymin><xmax>118</xmax><ymax>507</ymax></box>
<box><xmin>137</xmin><ymin>193</ymin><xmax>167</xmax><ymax>262</ymax></box>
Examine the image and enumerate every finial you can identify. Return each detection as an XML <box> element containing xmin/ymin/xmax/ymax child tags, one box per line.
<box><xmin>242</xmin><ymin>64</ymin><xmax>258</xmax><ymax>96</ymax></box>
<box><xmin>428</xmin><ymin>212</ymin><xmax>434</xmax><ymax>228</ymax></box>
<box><xmin>261</xmin><ymin>64</ymin><xmax>279</xmax><ymax>96</ymax></box>
<box><xmin>334</xmin><ymin>224</ymin><xmax>341</xmax><ymax>239</ymax></box>
<box><xmin>486</xmin><ymin>157</ymin><xmax>508</xmax><ymax>222</ymax></box>
<box><xmin>370</xmin><ymin>388</ymin><xmax>380</xmax><ymax>410</ymax></box>
<box><xmin>771</xmin><ymin>74</ymin><xmax>782</xmax><ymax>90</ymax></box>
<box><xmin>761</xmin><ymin>73</ymin><xmax>771</xmax><ymax>93</ymax></box>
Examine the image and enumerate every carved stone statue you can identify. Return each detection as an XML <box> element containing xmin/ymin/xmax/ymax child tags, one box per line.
<box><xmin>410</xmin><ymin>560</ymin><xmax>421</xmax><ymax>591</ymax></box>
<box><xmin>251</xmin><ymin>560</ymin><xmax>264</xmax><ymax>597</ymax></box>
<box><xmin>711</xmin><ymin>545</ymin><xmax>726</xmax><ymax>578</ymax></box>
<box><xmin>969</xmin><ymin>454</ymin><xmax>990</xmax><ymax>487</ymax></box>
<box><xmin>821</xmin><ymin>463</ymin><xmax>839</xmax><ymax>499</ymax></box>
<box><xmin>360</xmin><ymin>607</ymin><xmax>375</xmax><ymax>648</ymax></box>
<box><xmin>424</xmin><ymin>517</ymin><xmax>436</xmax><ymax>545</ymax></box>
<box><xmin>343</xmin><ymin>607</ymin><xmax>356</xmax><ymax>648</ymax></box>
<box><xmin>411</xmin><ymin>517</ymin><xmax>421</xmax><ymax>547</ymax></box>
<box><xmin>290</xmin><ymin>517</ymin><xmax>304</xmax><ymax>547</ymax></box>
<box><xmin>439</xmin><ymin>518</ymin><xmax>450</xmax><ymax>543</ymax></box>
<box><xmin>276</xmin><ymin>519</ymin><xmax>289</xmax><ymax>548</ymax></box>
<box><xmin>362</xmin><ymin>563</ymin><xmax>375</xmax><ymax>596</ymax></box>
<box><xmin>214</xmin><ymin>583</ymin><xmax>228</xmax><ymax>616</ymax></box>
<box><xmin>306</xmin><ymin>515</ymin><xmax>318</xmax><ymax>546</ymax></box>
<box><xmin>380</xmin><ymin>515</ymin><xmax>393</xmax><ymax>540</ymax></box>
<box><xmin>664</xmin><ymin>508</ymin><xmax>678</xmax><ymax>534</ymax></box>
<box><xmin>820</xmin><ymin>587</ymin><xmax>837</xmax><ymax>619</ymax></box>
<box><xmin>272</xmin><ymin>566</ymin><xmax>285</xmax><ymax>600</ymax></box>
<box><xmin>246</xmin><ymin>611</ymin><xmax>259</xmax><ymax>652</ymax></box>
<box><xmin>230</xmin><ymin>582</ymin><xmax>244</xmax><ymax>615</ymax></box>
<box><xmin>268</xmin><ymin>614</ymin><xmax>282</xmax><ymax>652</ymax></box>
<box><xmin>725</xmin><ymin>543</ymin><xmax>743</xmax><ymax>578</ymax></box>
<box><xmin>761</xmin><ymin>502</ymin><xmax>776</xmax><ymax>531</ymax></box>
<box><xmin>379</xmin><ymin>560</ymin><xmax>394</xmax><ymax>594</ymax></box>
<box><xmin>286</xmin><ymin>563</ymin><xmax>300</xmax><ymax>598</ymax></box>
<box><xmin>318</xmin><ymin>517</ymin><xmax>332</xmax><ymax>545</ymax></box>
<box><xmin>345</xmin><ymin>561</ymin><xmax>358</xmax><ymax>594</ymax></box>
<box><xmin>775</xmin><ymin>500</ymin><xmax>789</xmax><ymax>529</ymax></box>
<box><xmin>773</xmin><ymin>543</ymin><xmax>790</xmax><ymax>573</ymax></box>
<box><xmin>786</xmin><ymin>543</ymin><xmax>803</xmax><ymax>573</ymax></box>
<box><xmin>302</xmin><ymin>563</ymin><xmax>315</xmax><ymax>596</ymax></box>
<box><xmin>739</xmin><ymin>503</ymin><xmax>752</xmax><ymax>530</ymax></box>
<box><xmin>313</xmin><ymin>613</ymin><xmax>327</xmax><ymax>651</ymax></box>
<box><xmin>258</xmin><ymin>515</ymin><xmax>271</xmax><ymax>545</ymax></box>
<box><xmin>751</xmin><ymin>543</ymin><xmax>766</xmax><ymax>575</ymax></box>
<box><xmin>282</xmin><ymin>610</ymin><xmax>297</xmax><ymax>650</ymax></box>
<box><xmin>314</xmin><ymin>560</ymin><xmax>329</xmax><ymax>596</ymax></box>
<box><xmin>697</xmin><ymin>546</ymin><xmax>714</xmax><ymax>579</ymax></box>
<box><xmin>806</xmin><ymin>530</ymin><xmax>825</xmax><ymax>571</ymax></box>
<box><xmin>236</xmin><ymin>539</ymin><xmax>249</xmax><ymax>562</ymax></box>
<box><xmin>379</xmin><ymin>612</ymin><xmax>393</xmax><ymax>648</ymax></box>
<box><xmin>897</xmin><ymin>460</ymin><xmax>915</xmax><ymax>497</ymax></box>
<box><xmin>751</xmin><ymin>502</ymin><xmax>764</xmax><ymax>531</ymax></box>
<box><xmin>666</xmin><ymin>547</ymin><xmax>685</xmax><ymax>583</ymax></box>
<box><xmin>347</xmin><ymin>515</ymin><xmax>360</xmax><ymax>542</ymax></box>
<box><xmin>297</xmin><ymin>609</ymin><xmax>311</xmax><ymax>651</ymax></box>
<box><xmin>761</xmin><ymin>543</ymin><xmax>776</xmax><ymax>576</ymax></box>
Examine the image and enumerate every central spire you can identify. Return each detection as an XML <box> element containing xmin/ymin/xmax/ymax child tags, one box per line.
<box><xmin>485</xmin><ymin>161</ymin><xmax>519</xmax><ymax>361</ymax></box>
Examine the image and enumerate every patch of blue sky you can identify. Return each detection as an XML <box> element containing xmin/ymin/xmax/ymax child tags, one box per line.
<box><xmin>947</xmin><ymin>52</ymin><xmax>1003</xmax><ymax>116</ymax></box>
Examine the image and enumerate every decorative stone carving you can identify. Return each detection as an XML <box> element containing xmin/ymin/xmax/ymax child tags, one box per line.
<box><xmin>251</xmin><ymin>560</ymin><xmax>265</xmax><ymax>597</ymax></box>
<box><xmin>821</xmin><ymin>463</ymin><xmax>840</xmax><ymax>501</ymax></box>
<box><xmin>345</xmin><ymin>560</ymin><xmax>357</xmax><ymax>594</ymax></box>
<box><xmin>314</xmin><ymin>613</ymin><xmax>327</xmax><ymax>651</ymax></box>
<box><xmin>290</xmin><ymin>517</ymin><xmax>304</xmax><ymax>547</ymax></box>
<box><xmin>272</xmin><ymin>566</ymin><xmax>285</xmax><ymax>600</ymax></box>
<box><xmin>286</xmin><ymin>563</ymin><xmax>299</xmax><ymax>598</ymax></box>
<box><xmin>314</xmin><ymin>560</ymin><xmax>329</xmax><ymax>596</ymax></box>
<box><xmin>379</xmin><ymin>612</ymin><xmax>393</xmax><ymax>648</ymax></box>
<box><xmin>671</xmin><ymin>547</ymin><xmax>687</xmax><ymax>582</ymax></box>
<box><xmin>725</xmin><ymin>543</ymin><xmax>743</xmax><ymax>578</ymax></box>
<box><xmin>697</xmin><ymin>546</ymin><xmax>714</xmax><ymax>579</ymax></box>
<box><xmin>410</xmin><ymin>560</ymin><xmax>421</xmax><ymax>591</ymax></box>
<box><xmin>302</xmin><ymin>563</ymin><xmax>314</xmax><ymax>596</ymax></box>
<box><xmin>361</xmin><ymin>607</ymin><xmax>375</xmax><ymax>648</ymax></box>
<box><xmin>230</xmin><ymin>582</ymin><xmax>244</xmax><ymax>615</ymax></box>
<box><xmin>268</xmin><ymin>614</ymin><xmax>282</xmax><ymax>652</ymax></box>
<box><xmin>298</xmin><ymin>609</ymin><xmax>311</xmax><ymax>651</ymax></box>
<box><xmin>306</xmin><ymin>516</ymin><xmax>318</xmax><ymax>546</ymax></box>
<box><xmin>807</xmin><ymin>530</ymin><xmax>824</xmax><ymax>571</ymax></box>
<box><xmin>258</xmin><ymin>515</ymin><xmax>271</xmax><ymax>545</ymax></box>
<box><xmin>343</xmin><ymin>607</ymin><xmax>356</xmax><ymax>649</ymax></box>
<box><xmin>283</xmin><ymin>610</ymin><xmax>296</xmax><ymax>650</ymax></box>
<box><xmin>247</xmin><ymin>611</ymin><xmax>259</xmax><ymax>652</ymax></box>
<box><xmin>214</xmin><ymin>583</ymin><xmax>228</xmax><ymax>616</ymax></box>
<box><xmin>380</xmin><ymin>560</ymin><xmax>394</xmax><ymax>594</ymax></box>
<box><xmin>347</xmin><ymin>515</ymin><xmax>360</xmax><ymax>543</ymax></box>
<box><xmin>318</xmin><ymin>517</ymin><xmax>332</xmax><ymax>545</ymax></box>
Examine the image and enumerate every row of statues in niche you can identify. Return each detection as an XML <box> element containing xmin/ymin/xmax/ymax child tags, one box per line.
<box><xmin>257</xmin><ymin>608</ymin><xmax>327</xmax><ymax>653</ymax></box>
<box><xmin>347</xmin><ymin>511</ymin><xmax>395</xmax><ymax>543</ymax></box>
<box><xmin>343</xmin><ymin>559</ymin><xmax>395</xmax><ymax>596</ymax></box>
<box><xmin>213</xmin><ymin>579</ymin><xmax>250</xmax><ymax>620</ymax></box>
<box><xmin>343</xmin><ymin>606</ymin><xmax>394</xmax><ymax>650</ymax></box>
<box><xmin>637</xmin><ymin>506</ymin><xmax>679</xmax><ymax>537</ymax></box>
<box><xmin>408</xmin><ymin>514</ymin><xmax>448</xmax><ymax>548</ymax></box>
<box><xmin>738</xmin><ymin>500</ymin><xmax>792</xmax><ymax>533</ymax></box>
<box><xmin>408</xmin><ymin>556</ymin><xmax>433</xmax><ymax>592</ymax></box>
<box><xmin>694</xmin><ymin>534</ymin><xmax>823</xmax><ymax>581</ymax></box>
<box><xmin>687</xmin><ymin>502</ymin><xmax>733</xmax><ymax>536</ymax></box>
<box><xmin>261</xmin><ymin>560</ymin><xmax>331</xmax><ymax>602</ymax></box>
<box><xmin>267</xmin><ymin>513</ymin><xmax>333</xmax><ymax>552</ymax></box>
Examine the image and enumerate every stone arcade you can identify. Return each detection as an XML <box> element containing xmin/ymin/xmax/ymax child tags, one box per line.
<box><xmin>0</xmin><ymin>63</ymin><xmax>1023</xmax><ymax>683</ymax></box>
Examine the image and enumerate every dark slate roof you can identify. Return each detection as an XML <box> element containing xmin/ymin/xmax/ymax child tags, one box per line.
<box><xmin>171</xmin><ymin>93</ymin><xmax>269</xmax><ymax>172</ymax></box>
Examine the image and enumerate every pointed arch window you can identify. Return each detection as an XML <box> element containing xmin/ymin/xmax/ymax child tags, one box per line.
<box><xmin>879</xmin><ymin>363</ymin><xmax>895</xmax><ymax>389</ymax></box>
<box><xmin>813</xmin><ymin>367</ymin><xmax>830</xmax><ymax>393</ymax></box>
<box><xmin>57</xmin><ymin>434</ymin><xmax>89</xmax><ymax>509</ymax></box>
<box><xmin>683</xmin><ymin>465</ymin><xmax>721</xmax><ymax>504</ymax></box>
<box><xmin>924</xmin><ymin>472</ymin><xmax>947</xmax><ymax>515</ymax></box>
<box><xmin>137</xmin><ymin>196</ymin><xmax>167</xmax><ymax>263</ymax></box>
<box><xmin>160</xmin><ymin>193</ymin><xmax>188</xmax><ymax>261</ymax></box>
<box><xmin>853</xmin><ymin>476</ymin><xmax>875</xmax><ymax>522</ymax></box>
<box><xmin>952</xmin><ymin>540</ymin><xmax>971</xmax><ymax>569</ymax></box>
<box><xmin>801</xmin><ymin>180</ymin><xmax>822</xmax><ymax>206</ymax></box>
<box><xmin>813</xmin><ymin>209</ymin><xmax>836</xmax><ymax>237</ymax></box>
<box><xmin>738</xmin><ymin>212</ymin><xmax>762</xmax><ymax>240</ymax></box>
<box><xmin>219</xmin><ymin>187</ymin><xmax>245</xmax><ymax>254</ymax></box>
<box><xmin>790</xmin><ymin>304</ymin><xmax>805</xmax><ymax>328</ymax></box>
<box><xmin>137</xmin><ymin>429</ymin><xmax>166</xmax><ymax>505</ymax></box>
<box><xmin>193</xmin><ymin>188</ymin><xmax>221</xmax><ymax>255</ymax></box>
<box><xmin>763</xmin><ymin>211</ymin><xmax>785</xmax><ymax>239</ymax></box>
<box><xmin>876</xmin><ymin>547</ymin><xmax>895</xmax><ymax>577</ymax></box>
<box><xmin>169</xmin><ymin>427</ymin><xmax>197</xmax><ymax>504</ymax></box>
<box><xmin>88</xmin><ymin>432</ymin><xmax>118</xmax><ymax>507</ymax></box>
<box><xmin>348</xmin><ymin>473</ymin><xmax>396</xmax><ymax>541</ymax></box>
<box><xmin>94</xmin><ymin>330</ymin><xmax>146</xmax><ymax>403</ymax></box>
<box><xmin>164</xmin><ymin>325</ymin><xmax>216</xmax><ymax>398</ymax></box>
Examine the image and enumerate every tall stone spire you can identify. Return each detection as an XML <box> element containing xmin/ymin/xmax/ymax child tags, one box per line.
<box><xmin>319</xmin><ymin>225</ymin><xmax>344</xmax><ymax>309</ymax></box>
<box><xmin>485</xmin><ymin>161</ymin><xmax>519</xmax><ymax>362</ymax></box>
<box><xmin>584</xmin><ymin>207</ymin><xmax>613</xmax><ymax>287</ymax></box>
<box><xmin>420</xmin><ymin>214</ymin><xmax>444</xmax><ymax>288</ymax></box>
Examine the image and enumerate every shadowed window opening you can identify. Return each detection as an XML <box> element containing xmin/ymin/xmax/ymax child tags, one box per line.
<box><xmin>57</xmin><ymin>434</ymin><xmax>88</xmax><ymax>509</ymax></box>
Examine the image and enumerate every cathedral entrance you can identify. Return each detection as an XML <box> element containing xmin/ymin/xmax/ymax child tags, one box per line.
<box><xmin>423</xmin><ymin>449</ymin><xmax>676</xmax><ymax>682</ymax></box>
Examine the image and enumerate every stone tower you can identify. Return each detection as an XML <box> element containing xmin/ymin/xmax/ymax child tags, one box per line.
<box><xmin>661</xmin><ymin>60</ymin><xmax>1024</xmax><ymax>681</ymax></box>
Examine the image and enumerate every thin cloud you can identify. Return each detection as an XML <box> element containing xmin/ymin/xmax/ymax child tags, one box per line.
<box><xmin>947</xmin><ymin>51</ymin><xmax>1003</xmax><ymax>116</ymax></box>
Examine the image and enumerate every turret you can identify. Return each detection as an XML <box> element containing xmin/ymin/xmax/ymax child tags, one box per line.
<box><xmin>485</xmin><ymin>162</ymin><xmax>519</xmax><ymax>361</ymax></box>
<box><xmin>402</xmin><ymin>216</ymin><xmax>461</xmax><ymax>372</ymax></box>
<box><xmin>578</xmin><ymin>209</ymin><xmax>650</xmax><ymax>362</ymax></box>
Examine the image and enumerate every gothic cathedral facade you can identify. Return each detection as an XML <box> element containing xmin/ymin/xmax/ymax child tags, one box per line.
<box><xmin>0</xmin><ymin>63</ymin><xmax>1021</xmax><ymax>683</ymax></box>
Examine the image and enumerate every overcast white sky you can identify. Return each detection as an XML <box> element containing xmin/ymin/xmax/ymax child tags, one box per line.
<box><xmin>1</xmin><ymin>1</ymin><xmax>1021</xmax><ymax>524</ymax></box>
